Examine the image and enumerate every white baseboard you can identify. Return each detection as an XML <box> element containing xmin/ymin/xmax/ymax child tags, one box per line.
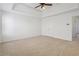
<box><xmin>2</xmin><ymin>35</ymin><xmax>41</xmax><ymax>43</ymax></box>
<box><xmin>1</xmin><ymin>35</ymin><xmax>72</xmax><ymax>43</ymax></box>
<box><xmin>41</xmin><ymin>34</ymin><xmax>72</xmax><ymax>41</ymax></box>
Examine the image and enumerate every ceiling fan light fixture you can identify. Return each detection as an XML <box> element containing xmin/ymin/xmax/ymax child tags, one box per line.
<box><xmin>35</xmin><ymin>3</ymin><xmax>52</xmax><ymax>9</ymax></box>
<box><xmin>42</xmin><ymin>6</ymin><xmax>45</xmax><ymax>9</ymax></box>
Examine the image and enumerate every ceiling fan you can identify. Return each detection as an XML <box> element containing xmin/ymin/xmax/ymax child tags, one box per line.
<box><xmin>35</xmin><ymin>3</ymin><xmax>52</xmax><ymax>9</ymax></box>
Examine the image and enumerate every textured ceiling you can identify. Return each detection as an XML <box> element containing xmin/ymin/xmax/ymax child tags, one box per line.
<box><xmin>24</xmin><ymin>3</ymin><xmax>55</xmax><ymax>11</ymax></box>
<box><xmin>24</xmin><ymin>3</ymin><xmax>39</xmax><ymax>8</ymax></box>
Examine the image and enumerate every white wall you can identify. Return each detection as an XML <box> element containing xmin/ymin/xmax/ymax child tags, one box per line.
<box><xmin>1</xmin><ymin>3</ymin><xmax>79</xmax><ymax>42</ymax></box>
<box><xmin>72</xmin><ymin>16</ymin><xmax>79</xmax><ymax>38</ymax></box>
<box><xmin>1</xmin><ymin>3</ymin><xmax>41</xmax><ymax>42</ymax></box>
<box><xmin>0</xmin><ymin>11</ymin><xmax>2</xmax><ymax>42</ymax></box>
<box><xmin>42</xmin><ymin>4</ymin><xmax>79</xmax><ymax>41</ymax></box>
<box><xmin>42</xmin><ymin>13</ymin><xmax>72</xmax><ymax>41</ymax></box>
<box><xmin>2</xmin><ymin>11</ymin><xmax>41</xmax><ymax>42</ymax></box>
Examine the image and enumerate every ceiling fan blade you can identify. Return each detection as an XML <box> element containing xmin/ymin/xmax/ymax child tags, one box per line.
<box><xmin>45</xmin><ymin>4</ymin><xmax>52</xmax><ymax>6</ymax></box>
<box><xmin>35</xmin><ymin>5</ymin><xmax>41</xmax><ymax>8</ymax></box>
<box><xmin>41</xmin><ymin>5</ymin><xmax>44</xmax><ymax>8</ymax></box>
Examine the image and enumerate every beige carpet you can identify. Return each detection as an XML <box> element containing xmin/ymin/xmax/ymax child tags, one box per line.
<box><xmin>0</xmin><ymin>36</ymin><xmax>79</xmax><ymax>56</ymax></box>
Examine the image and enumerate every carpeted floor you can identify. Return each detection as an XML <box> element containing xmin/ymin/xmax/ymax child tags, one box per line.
<box><xmin>0</xmin><ymin>36</ymin><xmax>79</xmax><ymax>56</ymax></box>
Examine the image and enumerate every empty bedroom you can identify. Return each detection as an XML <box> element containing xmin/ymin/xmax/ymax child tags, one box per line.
<box><xmin>0</xmin><ymin>3</ymin><xmax>79</xmax><ymax>56</ymax></box>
